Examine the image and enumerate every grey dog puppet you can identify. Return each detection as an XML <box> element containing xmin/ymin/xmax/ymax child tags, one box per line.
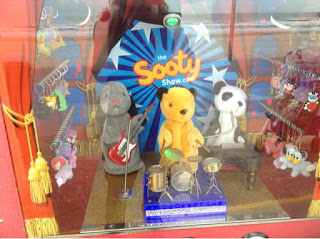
<box><xmin>99</xmin><ymin>81</ymin><xmax>146</xmax><ymax>175</ymax></box>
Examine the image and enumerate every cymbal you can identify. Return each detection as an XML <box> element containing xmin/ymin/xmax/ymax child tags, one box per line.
<box><xmin>187</xmin><ymin>155</ymin><xmax>203</xmax><ymax>163</ymax></box>
<box><xmin>163</xmin><ymin>148</ymin><xmax>184</xmax><ymax>161</ymax></box>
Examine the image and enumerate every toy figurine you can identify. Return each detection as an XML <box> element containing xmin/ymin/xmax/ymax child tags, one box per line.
<box><xmin>100</xmin><ymin>81</ymin><xmax>148</xmax><ymax>175</ymax></box>
<box><xmin>304</xmin><ymin>92</ymin><xmax>319</xmax><ymax>112</ymax></box>
<box><xmin>156</xmin><ymin>86</ymin><xmax>204</xmax><ymax>173</ymax></box>
<box><xmin>51</xmin><ymin>156</ymin><xmax>73</xmax><ymax>187</ymax></box>
<box><xmin>206</xmin><ymin>81</ymin><xmax>247</xmax><ymax>147</ymax></box>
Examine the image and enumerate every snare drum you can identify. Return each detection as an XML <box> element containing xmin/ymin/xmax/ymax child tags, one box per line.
<box><xmin>202</xmin><ymin>157</ymin><xmax>222</xmax><ymax>173</ymax></box>
<box><xmin>147</xmin><ymin>165</ymin><xmax>167</xmax><ymax>192</ymax></box>
<box><xmin>170</xmin><ymin>161</ymin><xmax>193</xmax><ymax>192</ymax></box>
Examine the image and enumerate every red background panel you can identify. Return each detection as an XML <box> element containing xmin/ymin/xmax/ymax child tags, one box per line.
<box><xmin>0</xmin><ymin>105</ymin><xmax>26</xmax><ymax>238</ymax></box>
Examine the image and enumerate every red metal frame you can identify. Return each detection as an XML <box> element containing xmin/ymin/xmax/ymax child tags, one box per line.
<box><xmin>82</xmin><ymin>219</ymin><xmax>320</xmax><ymax>238</ymax></box>
<box><xmin>0</xmin><ymin>104</ymin><xmax>26</xmax><ymax>238</ymax></box>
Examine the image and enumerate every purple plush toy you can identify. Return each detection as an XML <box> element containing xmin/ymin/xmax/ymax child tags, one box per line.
<box><xmin>293</xmin><ymin>86</ymin><xmax>309</xmax><ymax>103</ymax></box>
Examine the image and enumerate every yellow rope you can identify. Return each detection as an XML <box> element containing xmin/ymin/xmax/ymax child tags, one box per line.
<box><xmin>236</xmin><ymin>76</ymin><xmax>257</xmax><ymax>90</ymax></box>
<box><xmin>2</xmin><ymin>104</ymin><xmax>52</xmax><ymax>203</ymax></box>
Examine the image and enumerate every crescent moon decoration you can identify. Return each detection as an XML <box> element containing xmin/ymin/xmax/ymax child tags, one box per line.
<box><xmin>270</xmin><ymin>15</ymin><xmax>291</xmax><ymax>30</ymax></box>
<box><xmin>75</xmin><ymin>3</ymin><xmax>91</xmax><ymax>26</ymax></box>
<box><xmin>96</xmin><ymin>20</ymin><xmax>238</xmax><ymax>151</ymax></box>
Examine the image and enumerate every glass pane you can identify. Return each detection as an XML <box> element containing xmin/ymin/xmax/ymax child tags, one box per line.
<box><xmin>27</xmin><ymin>0</ymin><xmax>320</xmax><ymax>235</ymax></box>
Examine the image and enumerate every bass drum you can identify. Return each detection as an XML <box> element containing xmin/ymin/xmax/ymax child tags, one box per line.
<box><xmin>169</xmin><ymin>161</ymin><xmax>192</xmax><ymax>192</ymax></box>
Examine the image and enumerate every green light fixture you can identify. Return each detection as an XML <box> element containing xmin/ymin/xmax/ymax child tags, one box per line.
<box><xmin>163</xmin><ymin>13</ymin><xmax>181</xmax><ymax>28</ymax></box>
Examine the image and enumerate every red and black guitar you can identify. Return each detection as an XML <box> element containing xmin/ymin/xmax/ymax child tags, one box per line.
<box><xmin>108</xmin><ymin>103</ymin><xmax>156</xmax><ymax>165</ymax></box>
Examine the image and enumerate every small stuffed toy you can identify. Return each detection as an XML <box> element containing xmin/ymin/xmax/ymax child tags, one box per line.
<box><xmin>156</xmin><ymin>86</ymin><xmax>204</xmax><ymax>173</ymax></box>
<box><xmin>279</xmin><ymin>143</ymin><xmax>298</xmax><ymax>170</ymax></box>
<box><xmin>278</xmin><ymin>143</ymin><xmax>311</xmax><ymax>177</ymax></box>
<box><xmin>59</xmin><ymin>130</ymin><xmax>78</xmax><ymax>168</ymax></box>
<box><xmin>100</xmin><ymin>81</ymin><xmax>146</xmax><ymax>175</ymax></box>
<box><xmin>264</xmin><ymin>134</ymin><xmax>286</xmax><ymax>159</ymax></box>
<box><xmin>304</xmin><ymin>92</ymin><xmax>319</xmax><ymax>112</ymax></box>
<box><xmin>51</xmin><ymin>156</ymin><xmax>73</xmax><ymax>187</ymax></box>
<box><xmin>288</xmin><ymin>150</ymin><xmax>311</xmax><ymax>177</ymax></box>
<box><xmin>206</xmin><ymin>81</ymin><xmax>247</xmax><ymax>147</ymax></box>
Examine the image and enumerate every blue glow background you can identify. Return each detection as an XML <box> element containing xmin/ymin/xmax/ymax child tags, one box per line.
<box><xmin>96</xmin><ymin>20</ymin><xmax>238</xmax><ymax>152</ymax></box>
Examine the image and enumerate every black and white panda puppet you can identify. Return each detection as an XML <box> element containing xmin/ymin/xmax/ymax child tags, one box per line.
<box><xmin>205</xmin><ymin>81</ymin><xmax>248</xmax><ymax>147</ymax></box>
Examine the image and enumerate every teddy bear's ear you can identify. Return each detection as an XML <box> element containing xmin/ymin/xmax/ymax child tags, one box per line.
<box><xmin>189</xmin><ymin>88</ymin><xmax>197</xmax><ymax>98</ymax></box>
<box><xmin>156</xmin><ymin>87</ymin><xmax>169</xmax><ymax>101</ymax></box>
<box><xmin>213</xmin><ymin>81</ymin><xmax>227</xmax><ymax>95</ymax></box>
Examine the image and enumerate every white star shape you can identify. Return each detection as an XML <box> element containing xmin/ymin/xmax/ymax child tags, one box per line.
<box><xmin>131</xmin><ymin>21</ymin><xmax>164</xmax><ymax>42</ymax></box>
<box><xmin>191</xmin><ymin>23</ymin><xmax>211</xmax><ymax>43</ymax></box>
<box><xmin>109</xmin><ymin>40</ymin><xmax>131</xmax><ymax>69</ymax></box>
<box><xmin>196</xmin><ymin>105</ymin><xmax>216</xmax><ymax>134</ymax></box>
<box><xmin>204</xmin><ymin>65</ymin><xmax>228</xmax><ymax>86</ymax></box>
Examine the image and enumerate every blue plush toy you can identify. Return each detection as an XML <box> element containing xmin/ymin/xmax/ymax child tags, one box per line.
<box><xmin>279</xmin><ymin>143</ymin><xmax>312</xmax><ymax>177</ymax></box>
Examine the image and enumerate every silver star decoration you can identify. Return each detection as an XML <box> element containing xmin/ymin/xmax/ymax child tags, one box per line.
<box><xmin>108</xmin><ymin>40</ymin><xmax>131</xmax><ymax>69</ymax></box>
<box><xmin>196</xmin><ymin>105</ymin><xmax>216</xmax><ymax>134</ymax></box>
<box><xmin>131</xmin><ymin>21</ymin><xmax>164</xmax><ymax>42</ymax></box>
<box><xmin>191</xmin><ymin>23</ymin><xmax>211</xmax><ymax>43</ymax></box>
<box><xmin>204</xmin><ymin>65</ymin><xmax>228</xmax><ymax>86</ymax></box>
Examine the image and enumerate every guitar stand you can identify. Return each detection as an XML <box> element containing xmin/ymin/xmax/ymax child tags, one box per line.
<box><xmin>190</xmin><ymin>171</ymin><xmax>201</xmax><ymax>198</ymax></box>
<box><xmin>206</xmin><ymin>173</ymin><xmax>221</xmax><ymax>194</ymax></box>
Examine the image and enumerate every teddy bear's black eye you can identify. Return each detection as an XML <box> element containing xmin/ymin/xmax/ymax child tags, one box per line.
<box><xmin>169</xmin><ymin>103</ymin><xmax>173</xmax><ymax>107</ymax></box>
<box><xmin>122</xmin><ymin>92</ymin><xmax>126</xmax><ymax>96</ymax></box>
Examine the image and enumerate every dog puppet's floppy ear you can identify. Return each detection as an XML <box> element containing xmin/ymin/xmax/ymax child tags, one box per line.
<box><xmin>156</xmin><ymin>87</ymin><xmax>169</xmax><ymax>101</ymax></box>
<box><xmin>213</xmin><ymin>81</ymin><xmax>227</xmax><ymax>95</ymax></box>
<box><xmin>128</xmin><ymin>95</ymin><xmax>138</xmax><ymax>117</ymax></box>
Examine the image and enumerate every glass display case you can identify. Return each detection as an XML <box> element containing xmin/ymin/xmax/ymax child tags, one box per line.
<box><xmin>1</xmin><ymin>0</ymin><xmax>320</xmax><ymax>238</ymax></box>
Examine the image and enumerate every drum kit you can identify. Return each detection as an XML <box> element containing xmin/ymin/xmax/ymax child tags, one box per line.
<box><xmin>147</xmin><ymin>148</ymin><xmax>222</xmax><ymax>201</ymax></box>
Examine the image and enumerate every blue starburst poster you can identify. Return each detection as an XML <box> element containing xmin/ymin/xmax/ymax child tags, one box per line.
<box><xmin>96</xmin><ymin>20</ymin><xmax>238</xmax><ymax>152</ymax></box>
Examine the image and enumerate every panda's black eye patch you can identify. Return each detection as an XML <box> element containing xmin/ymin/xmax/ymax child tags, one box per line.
<box><xmin>222</xmin><ymin>92</ymin><xmax>233</xmax><ymax>101</ymax></box>
<box><xmin>169</xmin><ymin>103</ymin><xmax>173</xmax><ymax>107</ymax></box>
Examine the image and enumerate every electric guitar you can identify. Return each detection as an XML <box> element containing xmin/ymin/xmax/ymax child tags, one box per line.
<box><xmin>108</xmin><ymin>103</ymin><xmax>156</xmax><ymax>165</ymax></box>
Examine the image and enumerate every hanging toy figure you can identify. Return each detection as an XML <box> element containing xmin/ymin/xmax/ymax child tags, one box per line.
<box><xmin>51</xmin><ymin>156</ymin><xmax>73</xmax><ymax>187</ymax></box>
<box><xmin>304</xmin><ymin>92</ymin><xmax>319</xmax><ymax>112</ymax></box>
<box><xmin>283</xmin><ymin>81</ymin><xmax>295</xmax><ymax>95</ymax></box>
<box><xmin>59</xmin><ymin>130</ymin><xmax>78</xmax><ymax>168</ymax></box>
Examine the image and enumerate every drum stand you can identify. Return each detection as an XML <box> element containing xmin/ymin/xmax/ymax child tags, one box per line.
<box><xmin>158</xmin><ymin>162</ymin><xmax>173</xmax><ymax>202</ymax></box>
<box><xmin>206</xmin><ymin>173</ymin><xmax>221</xmax><ymax>194</ymax></box>
<box><xmin>190</xmin><ymin>170</ymin><xmax>201</xmax><ymax>197</ymax></box>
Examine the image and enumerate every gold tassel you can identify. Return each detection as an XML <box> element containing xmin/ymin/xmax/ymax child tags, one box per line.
<box><xmin>28</xmin><ymin>162</ymin><xmax>46</xmax><ymax>204</ymax></box>
<box><xmin>246</xmin><ymin>132</ymin><xmax>272</xmax><ymax>149</ymax></box>
<box><xmin>307</xmin><ymin>153</ymin><xmax>320</xmax><ymax>218</ymax></box>
<box><xmin>25</xmin><ymin>217</ymin><xmax>59</xmax><ymax>238</ymax></box>
<box><xmin>35</xmin><ymin>152</ymin><xmax>52</xmax><ymax>194</ymax></box>
<box><xmin>308</xmin><ymin>200</ymin><xmax>320</xmax><ymax>218</ymax></box>
<box><xmin>86</xmin><ymin>107</ymin><xmax>102</xmax><ymax>139</ymax></box>
<box><xmin>315</xmin><ymin>153</ymin><xmax>320</xmax><ymax>178</ymax></box>
<box><xmin>2</xmin><ymin>104</ymin><xmax>50</xmax><ymax>203</ymax></box>
<box><xmin>75</xmin><ymin>139</ymin><xmax>102</xmax><ymax>157</ymax></box>
<box><xmin>238</xmin><ymin>114</ymin><xmax>247</xmax><ymax>132</ymax></box>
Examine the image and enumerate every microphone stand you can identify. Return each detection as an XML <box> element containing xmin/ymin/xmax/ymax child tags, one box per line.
<box><xmin>116</xmin><ymin>116</ymin><xmax>134</xmax><ymax>200</ymax></box>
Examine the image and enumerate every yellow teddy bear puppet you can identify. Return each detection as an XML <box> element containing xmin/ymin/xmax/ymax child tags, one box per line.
<box><xmin>156</xmin><ymin>86</ymin><xmax>204</xmax><ymax>173</ymax></box>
